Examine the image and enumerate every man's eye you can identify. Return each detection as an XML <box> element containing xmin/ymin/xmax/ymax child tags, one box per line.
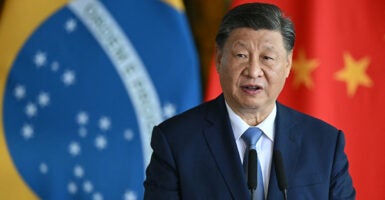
<box><xmin>263</xmin><ymin>55</ymin><xmax>273</xmax><ymax>60</ymax></box>
<box><xmin>236</xmin><ymin>54</ymin><xmax>247</xmax><ymax>58</ymax></box>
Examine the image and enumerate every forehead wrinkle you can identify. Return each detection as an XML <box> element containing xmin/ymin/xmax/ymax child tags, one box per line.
<box><xmin>261</xmin><ymin>44</ymin><xmax>276</xmax><ymax>52</ymax></box>
<box><xmin>231</xmin><ymin>40</ymin><xmax>250</xmax><ymax>50</ymax></box>
<box><xmin>227</xmin><ymin>29</ymin><xmax>285</xmax><ymax>54</ymax></box>
<box><xmin>231</xmin><ymin>40</ymin><xmax>277</xmax><ymax>56</ymax></box>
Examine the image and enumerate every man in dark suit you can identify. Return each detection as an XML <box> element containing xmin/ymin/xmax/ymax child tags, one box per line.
<box><xmin>144</xmin><ymin>3</ymin><xmax>356</xmax><ymax>200</ymax></box>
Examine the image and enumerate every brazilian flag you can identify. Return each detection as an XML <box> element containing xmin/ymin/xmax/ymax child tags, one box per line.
<box><xmin>0</xmin><ymin>0</ymin><xmax>201</xmax><ymax>199</ymax></box>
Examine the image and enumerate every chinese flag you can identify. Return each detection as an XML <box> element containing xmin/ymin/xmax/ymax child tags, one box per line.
<box><xmin>205</xmin><ymin>0</ymin><xmax>385</xmax><ymax>199</ymax></box>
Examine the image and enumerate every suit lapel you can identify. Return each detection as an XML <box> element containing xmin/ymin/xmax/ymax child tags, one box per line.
<box><xmin>267</xmin><ymin>103</ymin><xmax>303</xmax><ymax>200</ymax></box>
<box><xmin>202</xmin><ymin>98</ymin><xmax>304</xmax><ymax>199</ymax></box>
<box><xmin>203</xmin><ymin>96</ymin><xmax>249</xmax><ymax>200</ymax></box>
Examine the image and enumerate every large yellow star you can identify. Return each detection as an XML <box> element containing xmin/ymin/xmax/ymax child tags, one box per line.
<box><xmin>334</xmin><ymin>52</ymin><xmax>373</xmax><ymax>97</ymax></box>
<box><xmin>292</xmin><ymin>49</ymin><xmax>319</xmax><ymax>89</ymax></box>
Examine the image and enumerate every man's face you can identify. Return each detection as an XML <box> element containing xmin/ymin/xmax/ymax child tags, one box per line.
<box><xmin>216</xmin><ymin>28</ymin><xmax>292</xmax><ymax>116</ymax></box>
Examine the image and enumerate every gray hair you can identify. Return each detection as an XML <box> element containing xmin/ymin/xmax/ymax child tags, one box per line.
<box><xmin>215</xmin><ymin>3</ymin><xmax>295</xmax><ymax>52</ymax></box>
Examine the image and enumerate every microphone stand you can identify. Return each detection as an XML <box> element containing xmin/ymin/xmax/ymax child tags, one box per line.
<box><xmin>250</xmin><ymin>190</ymin><xmax>254</xmax><ymax>200</ymax></box>
<box><xmin>283</xmin><ymin>189</ymin><xmax>287</xmax><ymax>200</ymax></box>
<box><xmin>247</xmin><ymin>149</ymin><xmax>258</xmax><ymax>200</ymax></box>
<box><xmin>274</xmin><ymin>150</ymin><xmax>288</xmax><ymax>200</ymax></box>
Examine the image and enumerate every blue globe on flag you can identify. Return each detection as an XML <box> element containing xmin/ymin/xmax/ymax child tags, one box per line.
<box><xmin>1</xmin><ymin>0</ymin><xmax>201</xmax><ymax>199</ymax></box>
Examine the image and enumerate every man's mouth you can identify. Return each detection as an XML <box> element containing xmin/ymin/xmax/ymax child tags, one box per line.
<box><xmin>241</xmin><ymin>85</ymin><xmax>263</xmax><ymax>93</ymax></box>
<box><xmin>242</xmin><ymin>85</ymin><xmax>262</xmax><ymax>90</ymax></box>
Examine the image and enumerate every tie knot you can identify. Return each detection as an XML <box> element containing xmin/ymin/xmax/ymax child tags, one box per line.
<box><xmin>241</xmin><ymin>127</ymin><xmax>263</xmax><ymax>149</ymax></box>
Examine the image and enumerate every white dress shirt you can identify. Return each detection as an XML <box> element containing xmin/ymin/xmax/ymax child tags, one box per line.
<box><xmin>225</xmin><ymin>102</ymin><xmax>276</xmax><ymax>197</ymax></box>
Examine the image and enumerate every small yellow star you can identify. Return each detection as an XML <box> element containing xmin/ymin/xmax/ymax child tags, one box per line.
<box><xmin>334</xmin><ymin>52</ymin><xmax>373</xmax><ymax>97</ymax></box>
<box><xmin>292</xmin><ymin>49</ymin><xmax>319</xmax><ymax>89</ymax></box>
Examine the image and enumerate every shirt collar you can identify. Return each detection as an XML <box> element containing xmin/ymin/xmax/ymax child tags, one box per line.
<box><xmin>225</xmin><ymin>102</ymin><xmax>276</xmax><ymax>142</ymax></box>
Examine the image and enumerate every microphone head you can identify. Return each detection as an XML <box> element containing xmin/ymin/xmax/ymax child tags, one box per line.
<box><xmin>274</xmin><ymin>150</ymin><xmax>288</xmax><ymax>191</ymax></box>
<box><xmin>247</xmin><ymin>149</ymin><xmax>258</xmax><ymax>190</ymax></box>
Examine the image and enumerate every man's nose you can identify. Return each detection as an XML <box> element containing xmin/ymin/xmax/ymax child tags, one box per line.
<box><xmin>244</xmin><ymin>58</ymin><xmax>263</xmax><ymax>78</ymax></box>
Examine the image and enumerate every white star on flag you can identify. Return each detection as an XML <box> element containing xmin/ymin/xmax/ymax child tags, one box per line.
<box><xmin>78</xmin><ymin>127</ymin><xmax>88</xmax><ymax>138</ymax></box>
<box><xmin>25</xmin><ymin>102</ymin><xmax>38</xmax><ymax>118</ymax></box>
<box><xmin>21</xmin><ymin>124</ymin><xmax>34</xmax><ymax>140</ymax></box>
<box><xmin>74</xmin><ymin>165</ymin><xmax>84</xmax><ymax>178</ymax></box>
<box><xmin>68</xmin><ymin>141</ymin><xmax>81</xmax><ymax>156</ymax></box>
<box><xmin>37</xmin><ymin>92</ymin><xmax>50</xmax><ymax>107</ymax></box>
<box><xmin>39</xmin><ymin>162</ymin><xmax>48</xmax><ymax>174</ymax></box>
<box><xmin>98</xmin><ymin>116</ymin><xmax>111</xmax><ymax>131</ymax></box>
<box><xmin>124</xmin><ymin>190</ymin><xmax>137</xmax><ymax>200</ymax></box>
<box><xmin>34</xmin><ymin>51</ymin><xmax>47</xmax><ymax>68</ymax></box>
<box><xmin>67</xmin><ymin>181</ymin><xmax>78</xmax><ymax>194</ymax></box>
<box><xmin>62</xmin><ymin>70</ymin><xmax>76</xmax><ymax>86</ymax></box>
<box><xmin>51</xmin><ymin>61</ymin><xmax>60</xmax><ymax>72</ymax></box>
<box><xmin>163</xmin><ymin>102</ymin><xmax>176</xmax><ymax>119</ymax></box>
<box><xmin>95</xmin><ymin>135</ymin><xmax>107</xmax><ymax>150</ymax></box>
<box><xmin>92</xmin><ymin>192</ymin><xmax>103</xmax><ymax>200</ymax></box>
<box><xmin>124</xmin><ymin>129</ymin><xmax>134</xmax><ymax>141</ymax></box>
<box><xmin>65</xmin><ymin>18</ymin><xmax>77</xmax><ymax>33</ymax></box>
<box><xmin>83</xmin><ymin>180</ymin><xmax>94</xmax><ymax>193</ymax></box>
<box><xmin>77</xmin><ymin>111</ymin><xmax>89</xmax><ymax>125</ymax></box>
<box><xmin>14</xmin><ymin>84</ymin><xmax>26</xmax><ymax>100</ymax></box>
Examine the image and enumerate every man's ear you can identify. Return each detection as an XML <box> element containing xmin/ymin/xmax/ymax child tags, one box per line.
<box><xmin>215</xmin><ymin>45</ymin><xmax>222</xmax><ymax>72</ymax></box>
<box><xmin>285</xmin><ymin>50</ymin><xmax>293</xmax><ymax>78</ymax></box>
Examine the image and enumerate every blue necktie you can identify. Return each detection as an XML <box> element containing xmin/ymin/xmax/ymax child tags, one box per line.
<box><xmin>242</xmin><ymin>127</ymin><xmax>265</xmax><ymax>200</ymax></box>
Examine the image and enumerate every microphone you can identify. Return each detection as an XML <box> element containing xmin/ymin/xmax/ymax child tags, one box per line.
<box><xmin>274</xmin><ymin>150</ymin><xmax>288</xmax><ymax>200</ymax></box>
<box><xmin>247</xmin><ymin>149</ymin><xmax>258</xmax><ymax>200</ymax></box>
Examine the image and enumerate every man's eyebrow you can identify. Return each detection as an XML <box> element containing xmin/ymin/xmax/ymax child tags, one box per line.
<box><xmin>232</xmin><ymin>40</ymin><xmax>250</xmax><ymax>49</ymax></box>
<box><xmin>261</xmin><ymin>43</ymin><xmax>277</xmax><ymax>52</ymax></box>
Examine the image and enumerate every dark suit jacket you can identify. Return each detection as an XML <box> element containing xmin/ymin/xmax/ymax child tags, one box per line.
<box><xmin>144</xmin><ymin>95</ymin><xmax>356</xmax><ymax>199</ymax></box>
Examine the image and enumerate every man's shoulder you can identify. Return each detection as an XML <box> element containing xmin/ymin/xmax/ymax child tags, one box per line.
<box><xmin>277</xmin><ymin>102</ymin><xmax>339</xmax><ymax>133</ymax></box>
<box><xmin>158</xmin><ymin>96</ymin><xmax>224</xmax><ymax>131</ymax></box>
